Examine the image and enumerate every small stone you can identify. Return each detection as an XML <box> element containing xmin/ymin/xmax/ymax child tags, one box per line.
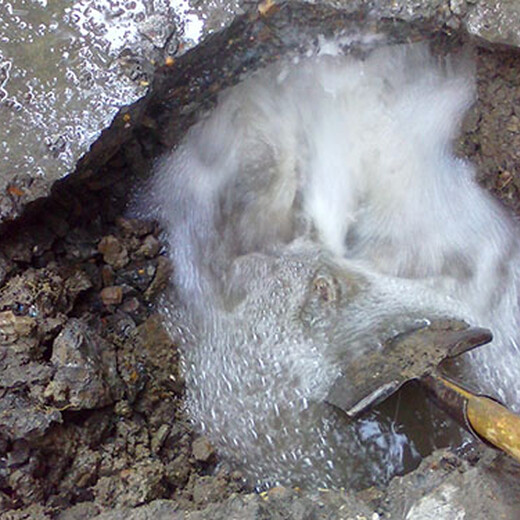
<box><xmin>151</xmin><ymin>424</ymin><xmax>170</xmax><ymax>454</ymax></box>
<box><xmin>116</xmin><ymin>261</ymin><xmax>156</xmax><ymax>292</ymax></box>
<box><xmin>191</xmin><ymin>475</ymin><xmax>227</xmax><ymax>506</ymax></box>
<box><xmin>47</xmin><ymin>319</ymin><xmax>123</xmax><ymax>409</ymax></box>
<box><xmin>64</xmin><ymin>269</ymin><xmax>93</xmax><ymax>301</ymax></box>
<box><xmin>192</xmin><ymin>436</ymin><xmax>215</xmax><ymax>462</ymax></box>
<box><xmin>100</xmin><ymin>286</ymin><xmax>123</xmax><ymax>306</ymax></box>
<box><xmin>166</xmin><ymin>454</ymin><xmax>191</xmax><ymax>487</ymax></box>
<box><xmin>121</xmin><ymin>297</ymin><xmax>140</xmax><ymax>313</ymax></box>
<box><xmin>94</xmin><ymin>461</ymin><xmax>165</xmax><ymax>507</ymax></box>
<box><xmin>506</xmin><ymin>116</ymin><xmax>520</xmax><ymax>133</ymax></box>
<box><xmin>8</xmin><ymin>468</ymin><xmax>45</xmax><ymax>504</ymax></box>
<box><xmin>0</xmin><ymin>311</ymin><xmax>36</xmax><ymax>344</ymax></box>
<box><xmin>116</xmin><ymin>217</ymin><xmax>155</xmax><ymax>237</ymax></box>
<box><xmin>114</xmin><ymin>400</ymin><xmax>132</xmax><ymax>418</ymax></box>
<box><xmin>144</xmin><ymin>256</ymin><xmax>172</xmax><ymax>300</ymax></box>
<box><xmin>137</xmin><ymin>234</ymin><xmax>162</xmax><ymax>258</ymax></box>
<box><xmin>98</xmin><ymin>235</ymin><xmax>129</xmax><ymax>269</ymax></box>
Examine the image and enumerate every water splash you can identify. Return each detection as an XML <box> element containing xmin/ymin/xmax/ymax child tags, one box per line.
<box><xmin>146</xmin><ymin>42</ymin><xmax>520</xmax><ymax>488</ymax></box>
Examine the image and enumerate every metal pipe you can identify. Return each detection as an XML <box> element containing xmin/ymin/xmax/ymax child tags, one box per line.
<box><xmin>422</xmin><ymin>374</ymin><xmax>520</xmax><ymax>463</ymax></box>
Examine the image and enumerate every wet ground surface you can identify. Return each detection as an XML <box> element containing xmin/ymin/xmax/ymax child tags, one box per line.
<box><xmin>1</xmin><ymin>2</ymin><xmax>520</xmax><ymax>518</ymax></box>
<box><xmin>3</xmin><ymin>0</ymin><xmax>520</xmax><ymax>222</ymax></box>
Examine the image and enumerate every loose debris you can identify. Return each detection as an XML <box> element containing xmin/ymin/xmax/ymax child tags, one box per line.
<box><xmin>0</xmin><ymin>152</ymin><xmax>244</xmax><ymax>515</ymax></box>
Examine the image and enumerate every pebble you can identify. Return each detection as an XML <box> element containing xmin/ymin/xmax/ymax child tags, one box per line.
<box><xmin>151</xmin><ymin>424</ymin><xmax>171</xmax><ymax>454</ymax></box>
<box><xmin>98</xmin><ymin>235</ymin><xmax>129</xmax><ymax>269</ymax></box>
<box><xmin>0</xmin><ymin>311</ymin><xmax>36</xmax><ymax>344</ymax></box>
<box><xmin>100</xmin><ymin>286</ymin><xmax>124</xmax><ymax>306</ymax></box>
<box><xmin>114</xmin><ymin>400</ymin><xmax>132</xmax><ymax>418</ymax></box>
<box><xmin>144</xmin><ymin>256</ymin><xmax>171</xmax><ymax>300</ymax></box>
<box><xmin>192</xmin><ymin>436</ymin><xmax>215</xmax><ymax>462</ymax></box>
<box><xmin>137</xmin><ymin>234</ymin><xmax>162</xmax><ymax>258</ymax></box>
<box><xmin>121</xmin><ymin>297</ymin><xmax>140</xmax><ymax>313</ymax></box>
<box><xmin>116</xmin><ymin>217</ymin><xmax>155</xmax><ymax>237</ymax></box>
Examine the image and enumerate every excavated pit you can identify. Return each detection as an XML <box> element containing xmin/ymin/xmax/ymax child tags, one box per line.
<box><xmin>1</xmin><ymin>4</ymin><xmax>520</xmax><ymax>518</ymax></box>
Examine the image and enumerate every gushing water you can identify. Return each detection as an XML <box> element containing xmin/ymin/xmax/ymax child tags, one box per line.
<box><xmin>143</xmin><ymin>42</ymin><xmax>520</xmax><ymax>488</ymax></box>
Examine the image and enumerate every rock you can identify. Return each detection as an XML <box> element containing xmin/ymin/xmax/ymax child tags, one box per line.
<box><xmin>0</xmin><ymin>503</ymin><xmax>53</xmax><ymax>520</ymax></box>
<box><xmin>98</xmin><ymin>236</ymin><xmax>130</xmax><ymax>270</ymax></box>
<box><xmin>136</xmin><ymin>315</ymin><xmax>178</xmax><ymax>379</ymax></box>
<box><xmin>465</xmin><ymin>0</ymin><xmax>520</xmax><ymax>47</ymax></box>
<box><xmin>101</xmin><ymin>286</ymin><xmax>124</xmax><ymax>306</ymax></box>
<box><xmin>114</xmin><ymin>400</ymin><xmax>133</xmax><ymax>418</ymax></box>
<box><xmin>143</xmin><ymin>257</ymin><xmax>171</xmax><ymax>301</ymax></box>
<box><xmin>116</xmin><ymin>261</ymin><xmax>157</xmax><ymax>292</ymax></box>
<box><xmin>192</xmin><ymin>436</ymin><xmax>215</xmax><ymax>463</ymax></box>
<box><xmin>90</xmin><ymin>501</ymin><xmax>180</xmax><ymax>520</ymax></box>
<box><xmin>0</xmin><ymin>266</ymin><xmax>91</xmax><ymax>322</ymax></box>
<box><xmin>137</xmin><ymin>235</ymin><xmax>162</xmax><ymax>258</ymax></box>
<box><xmin>184</xmin><ymin>485</ymin><xmax>374</xmax><ymax>520</ymax></box>
<box><xmin>0</xmin><ymin>393</ymin><xmax>62</xmax><ymax>441</ymax></box>
<box><xmin>120</xmin><ymin>297</ymin><xmax>141</xmax><ymax>314</ymax></box>
<box><xmin>165</xmin><ymin>454</ymin><xmax>192</xmax><ymax>488</ymax></box>
<box><xmin>61</xmin><ymin>449</ymin><xmax>102</xmax><ymax>489</ymax></box>
<box><xmin>116</xmin><ymin>218</ymin><xmax>155</xmax><ymax>238</ymax></box>
<box><xmin>191</xmin><ymin>475</ymin><xmax>229</xmax><ymax>507</ymax></box>
<box><xmin>0</xmin><ymin>360</ymin><xmax>53</xmax><ymax>389</ymax></box>
<box><xmin>0</xmin><ymin>310</ymin><xmax>36</xmax><ymax>344</ymax></box>
<box><xmin>382</xmin><ymin>449</ymin><xmax>520</xmax><ymax>519</ymax></box>
<box><xmin>45</xmin><ymin>319</ymin><xmax>123</xmax><ymax>410</ymax></box>
<box><xmin>151</xmin><ymin>424</ymin><xmax>171</xmax><ymax>455</ymax></box>
<box><xmin>102</xmin><ymin>265</ymin><xmax>116</xmax><ymax>287</ymax></box>
<box><xmin>94</xmin><ymin>461</ymin><xmax>166</xmax><ymax>508</ymax></box>
<box><xmin>0</xmin><ymin>268</ymin><xmax>65</xmax><ymax>318</ymax></box>
<box><xmin>63</xmin><ymin>269</ymin><xmax>93</xmax><ymax>304</ymax></box>
<box><xmin>57</xmin><ymin>502</ymin><xmax>101</xmax><ymax>520</ymax></box>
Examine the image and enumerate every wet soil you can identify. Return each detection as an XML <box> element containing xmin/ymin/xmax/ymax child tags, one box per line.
<box><xmin>1</xmin><ymin>33</ymin><xmax>520</xmax><ymax>520</ymax></box>
<box><xmin>0</xmin><ymin>156</ymin><xmax>252</xmax><ymax>517</ymax></box>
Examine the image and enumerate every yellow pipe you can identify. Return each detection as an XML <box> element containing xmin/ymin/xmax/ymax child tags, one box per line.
<box><xmin>429</xmin><ymin>376</ymin><xmax>520</xmax><ymax>464</ymax></box>
<box><xmin>466</xmin><ymin>393</ymin><xmax>520</xmax><ymax>463</ymax></box>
